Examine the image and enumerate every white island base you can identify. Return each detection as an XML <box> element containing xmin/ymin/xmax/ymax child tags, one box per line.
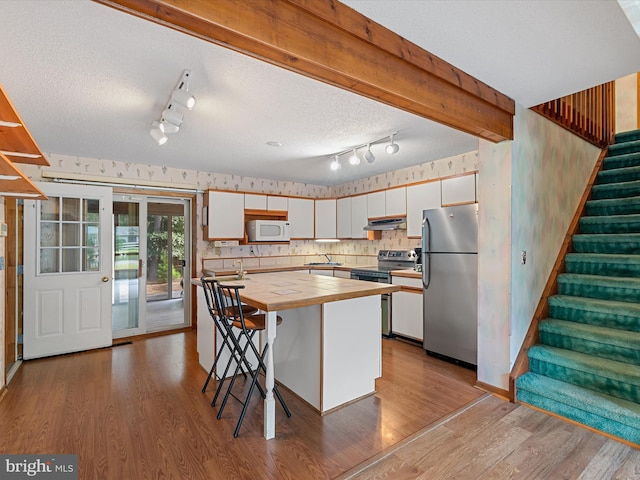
<box><xmin>273</xmin><ymin>295</ymin><xmax>381</xmax><ymax>413</ymax></box>
<box><xmin>196</xmin><ymin>288</ymin><xmax>382</xmax><ymax>414</ymax></box>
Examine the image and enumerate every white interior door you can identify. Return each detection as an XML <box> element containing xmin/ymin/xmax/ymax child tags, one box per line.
<box><xmin>23</xmin><ymin>182</ymin><xmax>113</xmax><ymax>359</ymax></box>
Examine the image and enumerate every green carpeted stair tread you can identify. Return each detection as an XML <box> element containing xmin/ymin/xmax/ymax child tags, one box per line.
<box><xmin>597</xmin><ymin>165</ymin><xmax>640</xmax><ymax>185</ymax></box>
<box><xmin>614</xmin><ymin>130</ymin><xmax>640</xmax><ymax>144</ymax></box>
<box><xmin>586</xmin><ymin>196</ymin><xmax>640</xmax><ymax>216</ymax></box>
<box><xmin>528</xmin><ymin>344</ymin><xmax>640</xmax><ymax>403</ymax></box>
<box><xmin>516</xmin><ymin>373</ymin><xmax>640</xmax><ymax>444</ymax></box>
<box><xmin>591</xmin><ymin>180</ymin><xmax>640</xmax><ymax>200</ymax></box>
<box><xmin>607</xmin><ymin>139</ymin><xmax>640</xmax><ymax>157</ymax></box>
<box><xmin>579</xmin><ymin>214</ymin><xmax>640</xmax><ymax>233</ymax></box>
<box><xmin>565</xmin><ymin>253</ymin><xmax>640</xmax><ymax>277</ymax></box>
<box><xmin>572</xmin><ymin>233</ymin><xmax>640</xmax><ymax>254</ymax></box>
<box><xmin>548</xmin><ymin>295</ymin><xmax>640</xmax><ymax>332</ymax></box>
<box><xmin>602</xmin><ymin>152</ymin><xmax>640</xmax><ymax>171</ymax></box>
<box><xmin>540</xmin><ymin>318</ymin><xmax>640</xmax><ymax>365</ymax></box>
<box><xmin>557</xmin><ymin>273</ymin><xmax>640</xmax><ymax>303</ymax></box>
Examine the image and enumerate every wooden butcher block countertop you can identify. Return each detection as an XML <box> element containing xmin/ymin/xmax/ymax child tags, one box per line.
<box><xmin>192</xmin><ymin>271</ymin><xmax>398</xmax><ymax>312</ymax></box>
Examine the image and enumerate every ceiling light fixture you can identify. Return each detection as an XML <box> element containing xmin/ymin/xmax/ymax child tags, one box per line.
<box><xmin>327</xmin><ymin>132</ymin><xmax>398</xmax><ymax>170</ymax></box>
<box><xmin>385</xmin><ymin>133</ymin><xmax>400</xmax><ymax>154</ymax></box>
<box><xmin>149</xmin><ymin>69</ymin><xmax>195</xmax><ymax>146</ymax></box>
<box><xmin>363</xmin><ymin>144</ymin><xmax>375</xmax><ymax>163</ymax></box>
<box><xmin>149</xmin><ymin>121</ymin><xmax>168</xmax><ymax>145</ymax></box>
<box><xmin>330</xmin><ymin>155</ymin><xmax>341</xmax><ymax>171</ymax></box>
<box><xmin>348</xmin><ymin>148</ymin><xmax>360</xmax><ymax>165</ymax></box>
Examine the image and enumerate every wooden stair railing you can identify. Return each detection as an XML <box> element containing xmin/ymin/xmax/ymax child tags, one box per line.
<box><xmin>531</xmin><ymin>81</ymin><xmax>616</xmax><ymax>148</ymax></box>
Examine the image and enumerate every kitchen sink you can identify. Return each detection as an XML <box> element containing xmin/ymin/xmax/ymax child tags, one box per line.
<box><xmin>202</xmin><ymin>274</ymin><xmax>250</xmax><ymax>281</ymax></box>
<box><xmin>304</xmin><ymin>262</ymin><xmax>342</xmax><ymax>266</ymax></box>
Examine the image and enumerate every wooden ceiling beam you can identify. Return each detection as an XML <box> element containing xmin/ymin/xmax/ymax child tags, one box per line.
<box><xmin>95</xmin><ymin>0</ymin><xmax>514</xmax><ymax>142</ymax></box>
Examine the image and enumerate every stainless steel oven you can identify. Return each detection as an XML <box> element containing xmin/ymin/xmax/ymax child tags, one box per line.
<box><xmin>350</xmin><ymin>250</ymin><xmax>417</xmax><ymax>337</ymax></box>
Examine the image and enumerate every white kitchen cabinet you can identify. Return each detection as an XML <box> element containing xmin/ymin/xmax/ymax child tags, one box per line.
<box><xmin>391</xmin><ymin>276</ymin><xmax>423</xmax><ymax>341</ymax></box>
<box><xmin>309</xmin><ymin>269</ymin><xmax>333</xmax><ymax>276</ymax></box>
<box><xmin>441</xmin><ymin>174</ymin><xmax>476</xmax><ymax>206</ymax></box>
<box><xmin>351</xmin><ymin>194</ymin><xmax>368</xmax><ymax>239</ymax></box>
<box><xmin>244</xmin><ymin>193</ymin><xmax>267</xmax><ymax>210</ymax></box>
<box><xmin>205</xmin><ymin>190</ymin><xmax>245</xmax><ymax>239</ymax></box>
<box><xmin>385</xmin><ymin>187</ymin><xmax>406</xmax><ymax>216</ymax></box>
<box><xmin>267</xmin><ymin>195</ymin><xmax>288</xmax><ymax>211</ymax></box>
<box><xmin>333</xmin><ymin>270</ymin><xmax>351</xmax><ymax>279</ymax></box>
<box><xmin>245</xmin><ymin>194</ymin><xmax>288</xmax><ymax>212</ymax></box>
<box><xmin>288</xmin><ymin>197</ymin><xmax>315</xmax><ymax>239</ymax></box>
<box><xmin>367</xmin><ymin>191</ymin><xmax>385</xmax><ymax>218</ymax></box>
<box><xmin>406</xmin><ymin>181</ymin><xmax>441</xmax><ymax>238</ymax></box>
<box><xmin>315</xmin><ymin>198</ymin><xmax>337</xmax><ymax>239</ymax></box>
<box><xmin>336</xmin><ymin>197</ymin><xmax>352</xmax><ymax>238</ymax></box>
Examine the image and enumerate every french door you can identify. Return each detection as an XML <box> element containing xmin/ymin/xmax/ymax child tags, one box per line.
<box><xmin>112</xmin><ymin>195</ymin><xmax>190</xmax><ymax>338</ymax></box>
<box><xmin>23</xmin><ymin>183</ymin><xmax>113</xmax><ymax>359</ymax></box>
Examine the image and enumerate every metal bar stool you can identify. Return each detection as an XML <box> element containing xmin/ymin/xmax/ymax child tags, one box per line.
<box><xmin>199</xmin><ymin>277</ymin><xmax>258</xmax><ymax>404</ymax></box>
<box><xmin>216</xmin><ymin>283</ymin><xmax>292</xmax><ymax>437</ymax></box>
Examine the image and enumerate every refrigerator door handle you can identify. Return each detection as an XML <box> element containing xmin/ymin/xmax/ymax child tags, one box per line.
<box><xmin>421</xmin><ymin>217</ymin><xmax>431</xmax><ymax>289</ymax></box>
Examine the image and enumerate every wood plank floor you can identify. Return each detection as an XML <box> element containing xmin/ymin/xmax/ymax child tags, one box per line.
<box><xmin>339</xmin><ymin>395</ymin><xmax>640</xmax><ymax>480</ymax></box>
<box><xmin>1</xmin><ymin>331</ymin><xmax>634</xmax><ymax>479</ymax></box>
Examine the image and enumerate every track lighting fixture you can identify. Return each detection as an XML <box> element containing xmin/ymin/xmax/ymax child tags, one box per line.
<box><xmin>327</xmin><ymin>132</ymin><xmax>398</xmax><ymax>170</ymax></box>
<box><xmin>348</xmin><ymin>148</ymin><xmax>360</xmax><ymax>165</ymax></box>
<box><xmin>363</xmin><ymin>144</ymin><xmax>375</xmax><ymax>163</ymax></box>
<box><xmin>330</xmin><ymin>155</ymin><xmax>341</xmax><ymax>171</ymax></box>
<box><xmin>149</xmin><ymin>121</ymin><xmax>168</xmax><ymax>145</ymax></box>
<box><xmin>385</xmin><ymin>133</ymin><xmax>399</xmax><ymax>154</ymax></box>
<box><xmin>149</xmin><ymin>69</ymin><xmax>195</xmax><ymax>145</ymax></box>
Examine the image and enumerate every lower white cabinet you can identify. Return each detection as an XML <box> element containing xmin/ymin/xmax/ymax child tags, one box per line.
<box><xmin>309</xmin><ymin>269</ymin><xmax>333</xmax><ymax>276</ymax></box>
<box><xmin>391</xmin><ymin>276</ymin><xmax>423</xmax><ymax>341</ymax></box>
<box><xmin>333</xmin><ymin>270</ymin><xmax>351</xmax><ymax>279</ymax></box>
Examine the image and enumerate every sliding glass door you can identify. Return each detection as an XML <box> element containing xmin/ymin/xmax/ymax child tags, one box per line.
<box><xmin>112</xmin><ymin>195</ymin><xmax>190</xmax><ymax>338</ymax></box>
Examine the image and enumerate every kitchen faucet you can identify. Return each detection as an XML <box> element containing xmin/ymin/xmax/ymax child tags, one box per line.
<box><xmin>233</xmin><ymin>259</ymin><xmax>246</xmax><ymax>279</ymax></box>
<box><xmin>322</xmin><ymin>253</ymin><xmax>333</xmax><ymax>263</ymax></box>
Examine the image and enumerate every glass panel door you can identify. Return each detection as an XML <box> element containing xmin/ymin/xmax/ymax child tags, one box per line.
<box><xmin>146</xmin><ymin>200</ymin><xmax>188</xmax><ymax>330</ymax></box>
<box><xmin>112</xmin><ymin>197</ymin><xmax>142</xmax><ymax>335</ymax></box>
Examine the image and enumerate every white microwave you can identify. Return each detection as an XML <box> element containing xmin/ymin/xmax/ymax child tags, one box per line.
<box><xmin>246</xmin><ymin>220</ymin><xmax>291</xmax><ymax>242</ymax></box>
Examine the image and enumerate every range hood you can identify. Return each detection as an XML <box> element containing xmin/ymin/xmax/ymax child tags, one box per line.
<box><xmin>364</xmin><ymin>216</ymin><xmax>407</xmax><ymax>231</ymax></box>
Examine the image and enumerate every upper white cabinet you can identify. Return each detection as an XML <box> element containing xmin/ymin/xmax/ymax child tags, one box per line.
<box><xmin>244</xmin><ymin>193</ymin><xmax>267</xmax><ymax>210</ymax></box>
<box><xmin>205</xmin><ymin>191</ymin><xmax>245</xmax><ymax>240</ymax></box>
<box><xmin>441</xmin><ymin>174</ymin><xmax>476</xmax><ymax>206</ymax></box>
<box><xmin>288</xmin><ymin>197</ymin><xmax>315</xmax><ymax>239</ymax></box>
<box><xmin>315</xmin><ymin>198</ymin><xmax>337</xmax><ymax>239</ymax></box>
<box><xmin>406</xmin><ymin>181</ymin><xmax>441</xmax><ymax>237</ymax></box>
<box><xmin>351</xmin><ymin>194</ymin><xmax>368</xmax><ymax>239</ymax></box>
<box><xmin>268</xmin><ymin>195</ymin><xmax>288</xmax><ymax>211</ymax></box>
<box><xmin>245</xmin><ymin>194</ymin><xmax>288</xmax><ymax>211</ymax></box>
<box><xmin>385</xmin><ymin>187</ymin><xmax>406</xmax><ymax>216</ymax></box>
<box><xmin>336</xmin><ymin>197</ymin><xmax>352</xmax><ymax>239</ymax></box>
<box><xmin>367</xmin><ymin>191</ymin><xmax>385</xmax><ymax>219</ymax></box>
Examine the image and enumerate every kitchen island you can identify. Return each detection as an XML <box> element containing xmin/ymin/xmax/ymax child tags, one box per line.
<box><xmin>192</xmin><ymin>271</ymin><xmax>399</xmax><ymax>439</ymax></box>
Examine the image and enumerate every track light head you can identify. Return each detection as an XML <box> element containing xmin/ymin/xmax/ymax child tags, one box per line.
<box><xmin>171</xmin><ymin>88</ymin><xmax>196</xmax><ymax>110</ymax></box>
<box><xmin>363</xmin><ymin>144</ymin><xmax>375</xmax><ymax>163</ymax></box>
<box><xmin>161</xmin><ymin>105</ymin><xmax>183</xmax><ymax>129</ymax></box>
<box><xmin>330</xmin><ymin>155</ymin><xmax>341</xmax><ymax>171</ymax></box>
<box><xmin>149</xmin><ymin>122</ymin><xmax>168</xmax><ymax>145</ymax></box>
<box><xmin>386</xmin><ymin>134</ymin><xmax>399</xmax><ymax>155</ymax></box>
<box><xmin>348</xmin><ymin>148</ymin><xmax>360</xmax><ymax>165</ymax></box>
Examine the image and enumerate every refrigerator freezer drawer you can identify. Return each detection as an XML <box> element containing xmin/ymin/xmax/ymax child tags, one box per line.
<box><xmin>423</xmin><ymin>253</ymin><xmax>477</xmax><ymax>365</ymax></box>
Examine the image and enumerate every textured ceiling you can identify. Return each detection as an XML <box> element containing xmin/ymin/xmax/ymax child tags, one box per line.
<box><xmin>1</xmin><ymin>1</ymin><xmax>639</xmax><ymax>187</ymax></box>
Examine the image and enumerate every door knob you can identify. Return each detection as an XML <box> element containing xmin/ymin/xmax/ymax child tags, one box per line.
<box><xmin>102</xmin><ymin>276</ymin><xmax>110</xmax><ymax>282</ymax></box>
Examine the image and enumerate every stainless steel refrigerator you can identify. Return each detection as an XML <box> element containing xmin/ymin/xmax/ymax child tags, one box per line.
<box><xmin>421</xmin><ymin>203</ymin><xmax>478</xmax><ymax>366</ymax></box>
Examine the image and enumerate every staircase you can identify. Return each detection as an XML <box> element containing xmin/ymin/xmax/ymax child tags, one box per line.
<box><xmin>516</xmin><ymin>130</ymin><xmax>640</xmax><ymax>445</ymax></box>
